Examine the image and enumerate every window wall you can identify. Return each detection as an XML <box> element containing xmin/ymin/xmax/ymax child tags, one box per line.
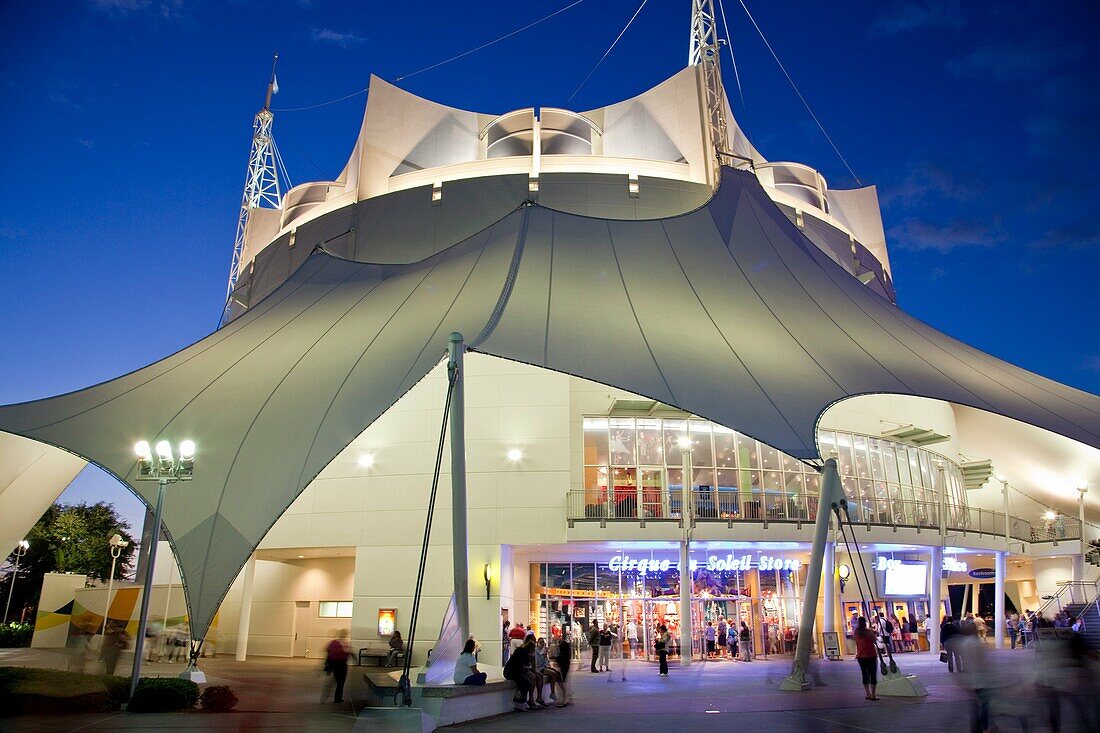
<box><xmin>581</xmin><ymin>417</ymin><xmax>969</xmax><ymax>526</ymax></box>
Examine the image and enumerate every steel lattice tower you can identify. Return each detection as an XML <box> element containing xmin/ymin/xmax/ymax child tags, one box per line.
<box><xmin>224</xmin><ymin>54</ymin><xmax>286</xmax><ymax>320</ymax></box>
<box><xmin>688</xmin><ymin>0</ymin><xmax>729</xmax><ymax>164</ymax></box>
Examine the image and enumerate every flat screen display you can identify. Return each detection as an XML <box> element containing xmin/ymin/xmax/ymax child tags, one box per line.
<box><xmin>884</xmin><ymin>562</ymin><xmax>927</xmax><ymax>595</ymax></box>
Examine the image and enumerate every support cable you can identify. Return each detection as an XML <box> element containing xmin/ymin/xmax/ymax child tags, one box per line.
<box><xmin>735</xmin><ymin>0</ymin><xmax>861</xmax><ymax>185</ymax></box>
<box><xmin>835</xmin><ymin>501</ymin><xmax>898</xmax><ymax>674</ymax></box>
<box><xmin>272</xmin><ymin>0</ymin><xmax>586</xmax><ymax>112</ymax></box>
<box><xmin>567</xmin><ymin>0</ymin><xmax>648</xmax><ymax>104</ymax></box>
<box><xmin>715</xmin><ymin>0</ymin><xmax>752</xmax><ymax>142</ymax></box>
<box><xmin>398</xmin><ymin>364</ymin><xmax>459</xmax><ymax>707</ymax></box>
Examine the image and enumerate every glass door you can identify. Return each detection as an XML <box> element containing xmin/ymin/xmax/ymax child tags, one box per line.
<box><xmin>639</xmin><ymin>467</ymin><xmax>665</xmax><ymax>518</ymax></box>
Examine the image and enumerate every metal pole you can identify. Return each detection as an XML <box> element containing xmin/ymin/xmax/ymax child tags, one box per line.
<box><xmin>994</xmin><ymin>551</ymin><xmax>1005</xmax><ymax>650</ymax></box>
<box><xmin>679</xmin><ymin>445</ymin><xmax>693</xmax><ymax>666</ymax></box>
<box><xmin>780</xmin><ymin>458</ymin><xmax>844</xmax><ymax>691</ymax></box>
<box><xmin>1001</xmin><ymin>478</ymin><xmax>1011</xmax><ymax>546</ymax></box>
<box><xmin>101</xmin><ymin>551</ymin><xmax>119</xmax><ymax>639</ymax></box>
<box><xmin>1074</xmin><ymin>487</ymin><xmax>1088</xmax><ymax>584</ymax></box>
<box><xmin>129</xmin><ymin>478</ymin><xmax>166</xmax><ymax>701</ymax></box>
<box><xmin>823</xmin><ymin>539</ymin><xmax>836</xmax><ymax>633</ymax></box>
<box><xmin>3</xmin><ymin>549</ymin><xmax>23</xmax><ymax>623</ymax></box>
<box><xmin>448</xmin><ymin>333</ymin><xmax>470</xmax><ymax>643</ymax></box>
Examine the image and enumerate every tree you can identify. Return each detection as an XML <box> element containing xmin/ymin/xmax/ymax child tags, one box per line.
<box><xmin>2</xmin><ymin>502</ymin><xmax>138</xmax><ymax>619</ymax></box>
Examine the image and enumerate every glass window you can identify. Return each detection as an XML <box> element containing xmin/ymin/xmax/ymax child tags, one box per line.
<box><xmin>663</xmin><ymin>419</ymin><xmax>687</xmax><ymax>465</ymax></box>
<box><xmin>716</xmin><ymin>468</ymin><xmax>739</xmax><ymax>491</ymax></box>
<box><xmin>759</xmin><ymin>442</ymin><xmax>781</xmax><ymax>471</ymax></box>
<box><xmin>584</xmin><ymin>465</ymin><xmax>609</xmax><ymax>492</ymax></box>
<box><xmin>689</xmin><ymin>421</ymin><xmax>714</xmax><ymax>467</ymax></box>
<box><xmin>736</xmin><ymin>434</ymin><xmax>760</xmax><ymax>469</ymax></box>
<box><xmin>867</xmin><ymin>438</ymin><xmax>885</xmax><ymax>481</ymax></box>
<box><xmin>572</xmin><ymin>564</ymin><xmax>596</xmax><ymax>596</ymax></box>
<box><xmin>611</xmin><ymin>467</ymin><xmax>638</xmax><ymax>518</ymax></box>
<box><xmin>881</xmin><ymin>441</ymin><xmax>900</xmax><ymax>484</ymax></box>
<box><xmin>318</xmin><ymin>601</ymin><xmax>353</xmax><ymax>618</ymax></box>
<box><xmin>597</xmin><ymin>564</ymin><xmax>621</xmax><ymax>595</ymax></box>
<box><xmin>817</xmin><ymin>430</ymin><xmax>837</xmax><ymax>460</ymax></box>
<box><xmin>852</xmin><ymin>434</ymin><xmax>871</xmax><ymax>479</ymax></box>
<box><xmin>782</xmin><ymin>453</ymin><xmax>802</xmax><ymax>473</ymax></box>
<box><xmin>835</xmin><ymin>432</ymin><xmax>854</xmax><ymax>476</ymax></box>
<box><xmin>804</xmin><ymin>472</ymin><xmax>821</xmax><ymax>496</ymax></box>
<box><xmin>713</xmin><ymin>425</ymin><xmax>737</xmax><ymax>467</ymax></box>
<box><xmin>609</xmin><ymin>418</ymin><xmax>636</xmax><ymax>465</ymax></box>
<box><xmin>636</xmin><ymin>418</ymin><xmax>663</xmax><ymax>464</ymax></box>
<box><xmin>583</xmin><ymin>417</ymin><xmax>609</xmax><ymax>466</ymax></box>
<box><xmin>546</xmin><ymin>564</ymin><xmax>571</xmax><ymax>594</ymax></box>
<box><xmin>784</xmin><ymin>471</ymin><xmax>805</xmax><ymax>495</ymax></box>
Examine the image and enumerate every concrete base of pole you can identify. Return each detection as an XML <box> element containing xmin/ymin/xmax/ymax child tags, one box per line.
<box><xmin>778</xmin><ymin>673</ymin><xmax>811</xmax><ymax>691</ymax></box>
<box><xmin>178</xmin><ymin>665</ymin><xmax>206</xmax><ymax>684</ymax></box>
<box><xmin>876</xmin><ymin>670</ymin><xmax>928</xmax><ymax>697</ymax></box>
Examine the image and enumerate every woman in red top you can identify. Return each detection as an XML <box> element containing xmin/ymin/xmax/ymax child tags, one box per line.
<box><xmin>853</xmin><ymin>616</ymin><xmax>879</xmax><ymax>700</ymax></box>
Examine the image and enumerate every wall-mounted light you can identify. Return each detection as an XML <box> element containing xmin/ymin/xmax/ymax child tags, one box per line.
<box><xmin>358</xmin><ymin>453</ymin><xmax>375</xmax><ymax>469</ymax></box>
<box><xmin>483</xmin><ymin>563</ymin><xmax>493</xmax><ymax>600</ymax></box>
<box><xmin>507</xmin><ymin>448</ymin><xmax>522</xmax><ymax>462</ymax></box>
<box><xmin>838</xmin><ymin>563</ymin><xmax>851</xmax><ymax>593</ymax></box>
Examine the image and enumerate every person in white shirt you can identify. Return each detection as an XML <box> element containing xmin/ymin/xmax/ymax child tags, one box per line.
<box><xmin>454</xmin><ymin>638</ymin><xmax>487</xmax><ymax>686</ymax></box>
<box><xmin>626</xmin><ymin>619</ymin><xmax>639</xmax><ymax>659</ymax></box>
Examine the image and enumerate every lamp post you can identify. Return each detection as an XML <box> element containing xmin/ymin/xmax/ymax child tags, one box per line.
<box><xmin>100</xmin><ymin>534</ymin><xmax>129</xmax><ymax>639</ymax></box>
<box><xmin>128</xmin><ymin>438</ymin><xmax>194</xmax><ymax>701</ymax></box>
<box><xmin>4</xmin><ymin>540</ymin><xmax>30</xmax><ymax>623</ymax></box>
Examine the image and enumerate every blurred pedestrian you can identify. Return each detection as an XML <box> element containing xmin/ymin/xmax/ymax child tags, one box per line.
<box><xmin>100</xmin><ymin>624</ymin><xmax>128</xmax><ymax>676</ymax></box>
<box><xmin>321</xmin><ymin>629</ymin><xmax>352</xmax><ymax>703</ymax></box>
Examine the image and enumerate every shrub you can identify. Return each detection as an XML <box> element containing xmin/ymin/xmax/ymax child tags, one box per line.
<box><xmin>127</xmin><ymin>677</ymin><xmax>199</xmax><ymax>713</ymax></box>
<box><xmin>199</xmin><ymin>684</ymin><xmax>239</xmax><ymax>712</ymax></box>
<box><xmin>0</xmin><ymin>623</ymin><xmax>34</xmax><ymax>648</ymax></box>
<box><xmin>0</xmin><ymin>666</ymin><xmax>129</xmax><ymax>714</ymax></box>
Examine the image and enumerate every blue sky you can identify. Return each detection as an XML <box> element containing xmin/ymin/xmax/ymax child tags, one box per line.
<box><xmin>1</xmin><ymin>0</ymin><xmax>1098</xmax><ymax>534</ymax></box>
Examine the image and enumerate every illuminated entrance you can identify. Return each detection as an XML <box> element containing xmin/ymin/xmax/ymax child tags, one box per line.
<box><xmin>529</xmin><ymin>551</ymin><xmax>807</xmax><ymax>661</ymax></box>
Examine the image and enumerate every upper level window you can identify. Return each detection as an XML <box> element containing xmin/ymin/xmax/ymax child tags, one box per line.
<box><xmin>318</xmin><ymin>601</ymin><xmax>353</xmax><ymax>618</ymax></box>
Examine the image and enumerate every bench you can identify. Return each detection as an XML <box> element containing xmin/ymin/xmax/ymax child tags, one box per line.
<box><xmin>358</xmin><ymin>646</ymin><xmax>406</xmax><ymax>667</ymax></box>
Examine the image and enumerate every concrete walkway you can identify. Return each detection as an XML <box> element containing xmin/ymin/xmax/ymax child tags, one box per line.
<box><xmin>1</xmin><ymin>647</ymin><xmax>1094</xmax><ymax>732</ymax></box>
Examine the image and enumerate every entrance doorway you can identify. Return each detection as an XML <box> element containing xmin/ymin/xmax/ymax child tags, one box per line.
<box><xmin>292</xmin><ymin>601</ymin><xmax>311</xmax><ymax>657</ymax></box>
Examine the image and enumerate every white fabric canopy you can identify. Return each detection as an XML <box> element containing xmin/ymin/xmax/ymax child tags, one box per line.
<box><xmin>1</xmin><ymin>169</ymin><xmax>1097</xmax><ymax>639</ymax></box>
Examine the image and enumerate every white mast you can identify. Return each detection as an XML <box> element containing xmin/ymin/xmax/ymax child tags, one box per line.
<box><xmin>224</xmin><ymin>54</ymin><xmax>286</xmax><ymax>319</ymax></box>
<box><xmin>689</xmin><ymin>0</ymin><xmax>729</xmax><ymax>170</ymax></box>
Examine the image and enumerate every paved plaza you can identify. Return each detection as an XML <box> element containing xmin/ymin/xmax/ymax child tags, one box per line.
<box><xmin>2</xmin><ymin>646</ymin><xmax>1095</xmax><ymax>732</ymax></box>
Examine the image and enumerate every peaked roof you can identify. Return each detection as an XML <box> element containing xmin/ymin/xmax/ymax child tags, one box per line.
<box><xmin>1</xmin><ymin>169</ymin><xmax>1097</xmax><ymax>638</ymax></box>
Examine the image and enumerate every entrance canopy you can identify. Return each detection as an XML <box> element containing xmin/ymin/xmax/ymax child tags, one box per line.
<box><xmin>1</xmin><ymin>169</ymin><xmax>1097</xmax><ymax>639</ymax></box>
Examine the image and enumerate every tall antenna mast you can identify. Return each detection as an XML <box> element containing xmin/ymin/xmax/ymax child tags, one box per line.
<box><xmin>689</xmin><ymin>0</ymin><xmax>729</xmax><ymax>174</ymax></box>
<box><xmin>224</xmin><ymin>53</ymin><xmax>287</xmax><ymax>320</ymax></box>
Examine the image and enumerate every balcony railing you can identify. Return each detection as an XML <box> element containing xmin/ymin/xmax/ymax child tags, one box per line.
<box><xmin>566</xmin><ymin>489</ymin><xmax>1080</xmax><ymax>542</ymax></box>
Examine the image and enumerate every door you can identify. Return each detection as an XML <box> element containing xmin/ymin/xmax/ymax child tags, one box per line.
<box><xmin>292</xmin><ymin>601</ymin><xmax>311</xmax><ymax>657</ymax></box>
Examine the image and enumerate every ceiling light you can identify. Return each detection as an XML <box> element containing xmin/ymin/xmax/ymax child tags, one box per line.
<box><xmin>1043</xmin><ymin>510</ymin><xmax>1057</xmax><ymax>521</ymax></box>
<box><xmin>358</xmin><ymin>453</ymin><xmax>375</xmax><ymax>468</ymax></box>
<box><xmin>134</xmin><ymin>441</ymin><xmax>152</xmax><ymax>459</ymax></box>
<box><xmin>507</xmin><ymin>448</ymin><xmax>522</xmax><ymax>461</ymax></box>
<box><xmin>297</xmin><ymin>555</ymin><xmax>305</xmax><ymax>559</ymax></box>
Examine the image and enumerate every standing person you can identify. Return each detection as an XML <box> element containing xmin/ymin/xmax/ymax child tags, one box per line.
<box><xmin>454</xmin><ymin>638</ymin><xmax>488</xmax><ymax>686</ymax></box>
<box><xmin>588</xmin><ymin>623</ymin><xmax>601</xmax><ymax>673</ymax></box>
<box><xmin>716</xmin><ymin>618</ymin><xmax>728</xmax><ymax>657</ymax></box>
<box><xmin>854</xmin><ymin>617</ymin><xmax>879</xmax><ymax>701</ymax></box>
<box><xmin>597</xmin><ymin>624</ymin><xmax>615</xmax><ymax>672</ymax></box>
<box><xmin>384</xmin><ymin>630</ymin><xmax>404</xmax><ymax>667</ymax></box>
<box><xmin>553</xmin><ymin>633</ymin><xmax>573</xmax><ymax>707</ymax></box>
<box><xmin>739</xmin><ymin>621</ymin><xmax>752</xmax><ymax>661</ymax></box>
<box><xmin>502</xmin><ymin>621</ymin><xmax>511</xmax><ymax>665</ymax></box>
<box><xmin>727</xmin><ymin>624</ymin><xmax>738</xmax><ymax>658</ymax></box>
<box><xmin>1007</xmin><ymin>612</ymin><xmax>1019</xmax><ymax>649</ymax></box>
<box><xmin>625</xmin><ymin>618</ymin><xmax>639</xmax><ymax>660</ymax></box>
<box><xmin>322</xmin><ymin>629</ymin><xmax>352</xmax><ymax>703</ymax></box>
<box><xmin>608</xmin><ymin>620</ymin><xmax>621</xmax><ymax>659</ymax></box>
<box><xmin>100</xmin><ymin>625</ymin><xmax>128</xmax><ymax>676</ymax></box>
<box><xmin>655</xmin><ymin>624</ymin><xmax>670</xmax><ymax>676</ymax></box>
<box><xmin>941</xmin><ymin>616</ymin><xmax>961</xmax><ymax>674</ymax></box>
<box><xmin>704</xmin><ymin>621</ymin><xmax>717</xmax><ymax>658</ymax></box>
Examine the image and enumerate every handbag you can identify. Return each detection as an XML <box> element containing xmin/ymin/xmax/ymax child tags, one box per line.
<box><xmin>939</xmin><ymin>651</ymin><xmax>948</xmax><ymax>663</ymax></box>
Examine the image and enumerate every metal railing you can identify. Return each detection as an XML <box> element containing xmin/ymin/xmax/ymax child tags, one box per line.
<box><xmin>567</xmin><ymin>488</ymin><xmax>1080</xmax><ymax>541</ymax></box>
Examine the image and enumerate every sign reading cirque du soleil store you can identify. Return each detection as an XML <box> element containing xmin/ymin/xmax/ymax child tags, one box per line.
<box><xmin>607</xmin><ymin>553</ymin><xmax>802</xmax><ymax>574</ymax></box>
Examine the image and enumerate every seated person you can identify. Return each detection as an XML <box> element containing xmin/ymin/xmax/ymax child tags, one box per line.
<box><xmin>503</xmin><ymin>638</ymin><xmax>539</xmax><ymax>710</ymax></box>
<box><xmin>534</xmin><ymin>637</ymin><xmax>562</xmax><ymax>703</ymax></box>
<box><xmin>454</xmin><ymin>638</ymin><xmax>487</xmax><ymax>686</ymax></box>
<box><xmin>384</xmin><ymin>630</ymin><xmax>404</xmax><ymax>667</ymax></box>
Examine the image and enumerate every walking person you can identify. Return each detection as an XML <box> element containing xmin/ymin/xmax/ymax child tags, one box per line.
<box><xmin>655</xmin><ymin>624</ymin><xmax>670</xmax><ymax>676</ymax></box>
<box><xmin>739</xmin><ymin>621</ymin><xmax>752</xmax><ymax>661</ymax></box>
<box><xmin>854</xmin><ymin>617</ymin><xmax>879</xmax><ymax>700</ymax></box>
<box><xmin>626</xmin><ymin>618</ymin><xmax>639</xmax><ymax>659</ymax></box>
<box><xmin>941</xmin><ymin>616</ymin><xmax>961</xmax><ymax>674</ymax></box>
<box><xmin>322</xmin><ymin>629</ymin><xmax>352</xmax><ymax>703</ymax></box>
<box><xmin>100</xmin><ymin>625</ymin><xmax>128</xmax><ymax>676</ymax></box>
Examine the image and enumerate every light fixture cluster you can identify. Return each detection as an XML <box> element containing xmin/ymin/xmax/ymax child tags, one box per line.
<box><xmin>135</xmin><ymin>439</ymin><xmax>195</xmax><ymax>481</ymax></box>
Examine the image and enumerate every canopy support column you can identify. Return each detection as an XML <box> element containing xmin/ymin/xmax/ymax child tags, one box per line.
<box><xmin>780</xmin><ymin>458</ymin><xmax>843</xmax><ymax>691</ymax></box>
<box><xmin>994</xmin><ymin>551</ymin><xmax>1006</xmax><ymax>650</ymax></box>
<box><xmin>235</xmin><ymin>554</ymin><xmax>257</xmax><ymax>661</ymax></box>
<box><xmin>448</xmin><ymin>333</ymin><xmax>470</xmax><ymax>643</ymax></box>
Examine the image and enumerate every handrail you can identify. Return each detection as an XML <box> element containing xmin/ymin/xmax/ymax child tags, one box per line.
<box><xmin>1037</xmin><ymin>578</ymin><xmax>1100</xmax><ymax>619</ymax></box>
<box><xmin>566</xmin><ymin>488</ymin><xmax>1080</xmax><ymax>541</ymax></box>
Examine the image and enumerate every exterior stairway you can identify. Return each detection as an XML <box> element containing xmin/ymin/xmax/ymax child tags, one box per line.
<box><xmin>1063</xmin><ymin>600</ymin><xmax>1100</xmax><ymax>648</ymax></box>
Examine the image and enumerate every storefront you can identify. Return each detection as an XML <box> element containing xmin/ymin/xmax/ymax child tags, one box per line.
<box><xmin>527</xmin><ymin>548</ymin><xmax>809</xmax><ymax>661</ymax></box>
